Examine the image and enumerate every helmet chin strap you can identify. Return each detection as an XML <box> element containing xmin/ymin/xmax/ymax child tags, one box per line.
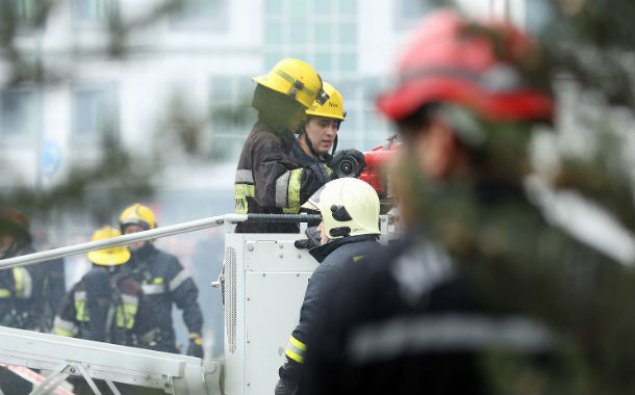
<box><xmin>331</xmin><ymin>135</ymin><xmax>338</xmax><ymax>156</ymax></box>
<box><xmin>302</xmin><ymin>130</ymin><xmax>322</xmax><ymax>159</ymax></box>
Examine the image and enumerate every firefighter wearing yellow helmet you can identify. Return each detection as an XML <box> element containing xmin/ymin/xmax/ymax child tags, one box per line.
<box><xmin>234</xmin><ymin>58</ymin><xmax>335</xmax><ymax>233</ymax></box>
<box><xmin>298</xmin><ymin>81</ymin><xmax>346</xmax><ymax>159</ymax></box>
<box><xmin>118</xmin><ymin>203</ymin><xmax>205</xmax><ymax>358</ymax></box>
<box><xmin>53</xmin><ymin>226</ymin><xmax>159</xmax><ymax>353</ymax></box>
<box><xmin>275</xmin><ymin>178</ymin><xmax>381</xmax><ymax>395</ymax></box>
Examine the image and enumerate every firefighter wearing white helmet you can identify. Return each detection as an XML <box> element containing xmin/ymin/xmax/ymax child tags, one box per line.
<box><xmin>53</xmin><ymin>226</ymin><xmax>159</xmax><ymax>349</ymax></box>
<box><xmin>275</xmin><ymin>178</ymin><xmax>381</xmax><ymax>395</ymax></box>
<box><xmin>119</xmin><ymin>203</ymin><xmax>205</xmax><ymax>358</ymax></box>
<box><xmin>234</xmin><ymin>58</ymin><xmax>333</xmax><ymax>233</ymax></box>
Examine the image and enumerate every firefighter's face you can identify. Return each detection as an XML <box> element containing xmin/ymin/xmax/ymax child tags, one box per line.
<box><xmin>316</xmin><ymin>221</ymin><xmax>329</xmax><ymax>245</ymax></box>
<box><xmin>0</xmin><ymin>232</ymin><xmax>14</xmax><ymax>254</ymax></box>
<box><xmin>398</xmin><ymin>115</ymin><xmax>464</xmax><ymax>180</ymax></box>
<box><xmin>304</xmin><ymin>116</ymin><xmax>339</xmax><ymax>155</ymax></box>
<box><xmin>123</xmin><ymin>224</ymin><xmax>146</xmax><ymax>251</ymax></box>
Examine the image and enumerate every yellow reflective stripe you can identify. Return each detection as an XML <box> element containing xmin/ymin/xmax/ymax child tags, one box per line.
<box><xmin>53</xmin><ymin>316</ymin><xmax>76</xmax><ymax>337</ymax></box>
<box><xmin>326</xmin><ymin>166</ymin><xmax>334</xmax><ymax>176</ymax></box>
<box><xmin>169</xmin><ymin>270</ymin><xmax>190</xmax><ymax>291</ymax></box>
<box><xmin>74</xmin><ymin>291</ymin><xmax>89</xmax><ymax>322</ymax></box>
<box><xmin>19</xmin><ymin>268</ymin><xmax>33</xmax><ymax>298</ymax></box>
<box><xmin>285</xmin><ymin>336</ymin><xmax>307</xmax><ymax>363</ymax></box>
<box><xmin>75</xmin><ymin>300</ymin><xmax>89</xmax><ymax>322</ymax></box>
<box><xmin>283</xmin><ymin>168</ymin><xmax>303</xmax><ymax>214</ymax></box>
<box><xmin>290</xmin><ymin>335</ymin><xmax>307</xmax><ymax>351</ymax></box>
<box><xmin>53</xmin><ymin>327</ymin><xmax>74</xmax><ymax>337</ymax></box>
<box><xmin>152</xmin><ymin>277</ymin><xmax>164</xmax><ymax>285</ymax></box>
<box><xmin>275</xmin><ymin>69</ymin><xmax>316</xmax><ymax>98</ymax></box>
<box><xmin>116</xmin><ymin>295</ymin><xmax>138</xmax><ymax>329</ymax></box>
<box><xmin>235</xmin><ymin>184</ymin><xmax>255</xmax><ymax>214</ymax></box>
<box><xmin>0</xmin><ymin>289</ymin><xmax>10</xmax><ymax>298</ymax></box>
<box><xmin>13</xmin><ymin>268</ymin><xmax>24</xmax><ymax>298</ymax></box>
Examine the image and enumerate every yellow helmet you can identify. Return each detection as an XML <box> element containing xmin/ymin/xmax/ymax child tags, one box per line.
<box><xmin>253</xmin><ymin>58</ymin><xmax>327</xmax><ymax>108</ymax></box>
<box><xmin>119</xmin><ymin>203</ymin><xmax>156</xmax><ymax>232</ymax></box>
<box><xmin>302</xmin><ymin>178</ymin><xmax>380</xmax><ymax>239</ymax></box>
<box><xmin>305</xmin><ymin>82</ymin><xmax>346</xmax><ymax>121</ymax></box>
<box><xmin>87</xmin><ymin>226</ymin><xmax>130</xmax><ymax>266</ymax></box>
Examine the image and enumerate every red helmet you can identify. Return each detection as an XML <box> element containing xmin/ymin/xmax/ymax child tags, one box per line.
<box><xmin>377</xmin><ymin>9</ymin><xmax>554</xmax><ymax>123</ymax></box>
<box><xmin>0</xmin><ymin>208</ymin><xmax>31</xmax><ymax>243</ymax></box>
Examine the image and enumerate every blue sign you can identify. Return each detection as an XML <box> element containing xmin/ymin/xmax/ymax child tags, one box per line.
<box><xmin>41</xmin><ymin>140</ymin><xmax>62</xmax><ymax>177</ymax></box>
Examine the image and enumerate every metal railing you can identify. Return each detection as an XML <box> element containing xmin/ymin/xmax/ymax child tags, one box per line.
<box><xmin>0</xmin><ymin>213</ymin><xmax>321</xmax><ymax>271</ymax></box>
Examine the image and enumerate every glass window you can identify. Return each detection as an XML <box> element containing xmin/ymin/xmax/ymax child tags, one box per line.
<box><xmin>72</xmin><ymin>85</ymin><xmax>119</xmax><ymax>143</ymax></box>
<box><xmin>170</xmin><ymin>0</ymin><xmax>228</xmax><ymax>32</ymax></box>
<box><xmin>265</xmin><ymin>0</ymin><xmax>283</xmax><ymax>15</ymax></box>
<box><xmin>209</xmin><ymin>75</ymin><xmax>256</xmax><ymax>163</ymax></box>
<box><xmin>264</xmin><ymin>51</ymin><xmax>284</xmax><ymax>70</ymax></box>
<box><xmin>289</xmin><ymin>49</ymin><xmax>309</xmax><ymax>63</ymax></box>
<box><xmin>313</xmin><ymin>21</ymin><xmax>332</xmax><ymax>45</ymax></box>
<box><xmin>211</xmin><ymin>77</ymin><xmax>232</xmax><ymax>103</ymax></box>
<box><xmin>289</xmin><ymin>0</ymin><xmax>308</xmax><ymax>17</ymax></box>
<box><xmin>0</xmin><ymin>0</ymin><xmax>44</xmax><ymax>29</ymax></box>
<box><xmin>289</xmin><ymin>20</ymin><xmax>308</xmax><ymax>45</ymax></box>
<box><xmin>340</xmin><ymin>51</ymin><xmax>357</xmax><ymax>73</ymax></box>
<box><xmin>72</xmin><ymin>0</ymin><xmax>113</xmax><ymax>25</ymax></box>
<box><xmin>316</xmin><ymin>0</ymin><xmax>333</xmax><ymax>14</ymax></box>
<box><xmin>395</xmin><ymin>0</ymin><xmax>434</xmax><ymax>29</ymax></box>
<box><xmin>339</xmin><ymin>22</ymin><xmax>357</xmax><ymax>46</ymax></box>
<box><xmin>338</xmin><ymin>0</ymin><xmax>357</xmax><ymax>16</ymax></box>
<box><xmin>265</xmin><ymin>21</ymin><xmax>284</xmax><ymax>44</ymax></box>
<box><xmin>0</xmin><ymin>89</ymin><xmax>38</xmax><ymax>140</ymax></box>
<box><xmin>315</xmin><ymin>51</ymin><xmax>333</xmax><ymax>72</ymax></box>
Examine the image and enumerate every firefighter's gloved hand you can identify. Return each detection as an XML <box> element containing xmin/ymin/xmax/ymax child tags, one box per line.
<box><xmin>275</xmin><ymin>361</ymin><xmax>301</xmax><ymax>395</ymax></box>
<box><xmin>332</xmin><ymin>149</ymin><xmax>365</xmax><ymax>178</ymax></box>
<box><xmin>187</xmin><ymin>333</ymin><xmax>204</xmax><ymax>358</ymax></box>
<box><xmin>294</xmin><ymin>226</ymin><xmax>321</xmax><ymax>250</ymax></box>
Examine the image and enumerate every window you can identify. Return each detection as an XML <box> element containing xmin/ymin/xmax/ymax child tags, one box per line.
<box><xmin>261</xmin><ymin>1</ymin><xmax>392</xmax><ymax>152</ymax></box>
<box><xmin>72</xmin><ymin>0</ymin><xmax>116</xmax><ymax>26</ymax></box>
<box><xmin>0</xmin><ymin>88</ymin><xmax>39</xmax><ymax>142</ymax></box>
<box><xmin>394</xmin><ymin>0</ymin><xmax>435</xmax><ymax>30</ymax></box>
<box><xmin>263</xmin><ymin>0</ymin><xmax>359</xmax><ymax>79</ymax></box>
<box><xmin>170</xmin><ymin>0</ymin><xmax>228</xmax><ymax>32</ymax></box>
<box><xmin>209</xmin><ymin>76</ymin><xmax>256</xmax><ymax>162</ymax></box>
<box><xmin>0</xmin><ymin>0</ymin><xmax>39</xmax><ymax>30</ymax></box>
<box><xmin>72</xmin><ymin>84</ymin><xmax>119</xmax><ymax>144</ymax></box>
<box><xmin>330</xmin><ymin>78</ymin><xmax>392</xmax><ymax>152</ymax></box>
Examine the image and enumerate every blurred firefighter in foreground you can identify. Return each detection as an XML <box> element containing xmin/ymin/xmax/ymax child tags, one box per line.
<box><xmin>234</xmin><ymin>58</ymin><xmax>332</xmax><ymax>233</ymax></box>
<box><xmin>275</xmin><ymin>178</ymin><xmax>382</xmax><ymax>395</ymax></box>
<box><xmin>53</xmin><ymin>226</ymin><xmax>158</xmax><ymax>348</ymax></box>
<box><xmin>302</xmin><ymin>9</ymin><xmax>635</xmax><ymax>395</ymax></box>
<box><xmin>119</xmin><ymin>203</ymin><xmax>205</xmax><ymax>358</ymax></box>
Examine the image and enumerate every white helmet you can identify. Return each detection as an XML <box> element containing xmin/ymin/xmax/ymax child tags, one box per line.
<box><xmin>303</xmin><ymin>178</ymin><xmax>380</xmax><ymax>239</ymax></box>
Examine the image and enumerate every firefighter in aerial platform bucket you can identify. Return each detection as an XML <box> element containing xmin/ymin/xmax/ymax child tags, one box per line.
<box><xmin>294</xmin><ymin>80</ymin><xmax>364</xmax><ymax>180</ymax></box>
<box><xmin>275</xmin><ymin>178</ymin><xmax>382</xmax><ymax>395</ymax></box>
<box><xmin>295</xmin><ymin>81</ymin><xmax>345</xmax><ymax>166</ymax></box>
<box><xmin>234</xmin><ymin>58</ymin><xmax>335</xmax><ymax>234</ymax></box>
<box><xmin>301</xmin><ymin>8</ymin><xmax>635</xmax><ymax>395</ymax></box>
<box><xmin>119</xmin><ymin>203</ymin><xmax>205</xmax><ymax>358</ymax></box>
